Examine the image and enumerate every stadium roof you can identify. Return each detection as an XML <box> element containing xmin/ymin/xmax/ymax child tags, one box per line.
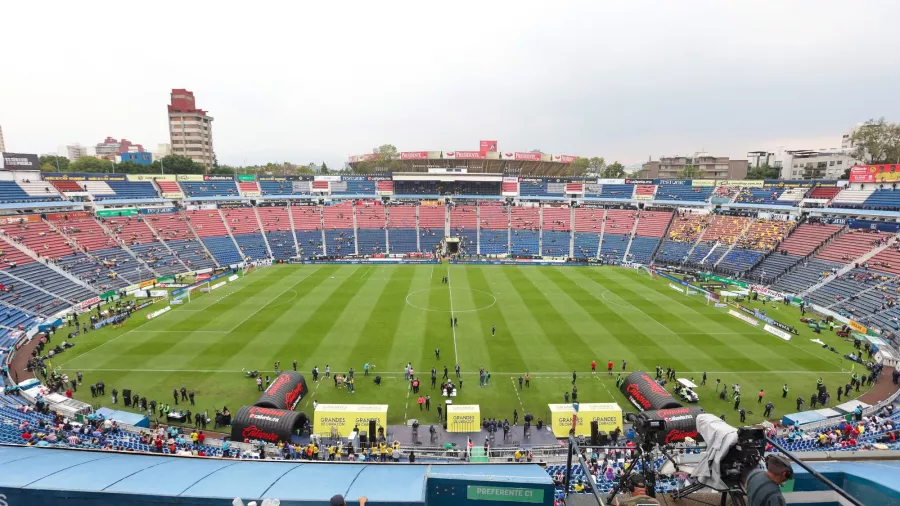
<box><xmin>0</xmin><ymin>446</ymin><xmax>549</xmax><ymax>504</ymax></box>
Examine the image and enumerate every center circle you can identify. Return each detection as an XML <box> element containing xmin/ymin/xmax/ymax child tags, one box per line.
<box><xmin>405</xmin><ymin>287</ymin><xmax>497</xmax><ymax>313</ymax></box>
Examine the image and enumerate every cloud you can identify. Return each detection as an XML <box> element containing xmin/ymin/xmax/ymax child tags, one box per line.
<box><xmin>1</xmin><ymin>0</ymin><xmax>898</xmax><ymax>169</ymax></box>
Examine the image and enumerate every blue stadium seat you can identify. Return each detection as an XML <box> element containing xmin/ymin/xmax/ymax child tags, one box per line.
<box><xmin>202</xmin><ymin>236</ymin><xmax>243</xmax><ymax>266</ymax></box>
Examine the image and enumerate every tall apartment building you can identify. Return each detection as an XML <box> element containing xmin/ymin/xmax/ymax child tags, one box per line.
<box><xmin>167</xmin><ymin>89</ymin><xmax>214</xmax><ymax>168</ymax></box>
<box><xmin>0</xmin><ymin>125</ymin><xmax>6</xmax><ymax>152</ymax></box>
<box><xmin>67</xmin><ymin>144</ymin><xmax>88</xmax><ymax>161</ymax></box>
<box><xmin>640</xmin><ymin>153</ymin><xmax>748</xmax><ymax>179</ymax></box>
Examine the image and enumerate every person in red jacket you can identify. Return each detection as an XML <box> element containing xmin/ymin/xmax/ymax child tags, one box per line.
<box><xmin>591</xmin><ymin>361</ymin><xmax>596</xmax><ymax>374</ymax></box>
<box><xmin>607</xmin><ymin>360</ymin><xmax>614</xmax><ymax>376</ymax></box>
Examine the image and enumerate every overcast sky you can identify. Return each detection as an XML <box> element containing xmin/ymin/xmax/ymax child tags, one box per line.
<box><xmin>2</xmin><ymin>1</ymin><xmax>899</xmax><ymax>169</ymax></box>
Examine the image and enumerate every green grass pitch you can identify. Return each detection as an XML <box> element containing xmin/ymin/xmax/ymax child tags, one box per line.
<box><xmin>54</xmin><ymin>264</ymin><xmax>862</xmax><ymax>427</ymax></box>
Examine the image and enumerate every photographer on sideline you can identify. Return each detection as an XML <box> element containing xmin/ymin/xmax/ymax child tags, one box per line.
<box><xmin>615</xmin><ymin>474</ymin><xmax>658</xmax><ymax>506</ymax></box>
<box><xmin>745</xmin><ymin>455</ymin><xmax>792</xmax><ymax>506</ymax></box>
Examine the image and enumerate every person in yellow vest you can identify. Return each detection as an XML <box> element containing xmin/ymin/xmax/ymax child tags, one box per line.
<box><xmin>335</xmin><ymin>445</ymin><xmax>342</xmax><ymax>461</ymax></box>
<box><xmin>328</xmin><ymin>445</ymin><xmax>336</xmax><ymax>461</ymax></box>
<box><xmin>386</xmin><ymin>445</ymin><xmax>393</xmax><ymax>461</ymax></box>
<box><xmin>313</xmin><ymin>443</ymin><xmax>319</xmax><ymax>460</ymax></box>
<box><xmin>373</xmin><ymin>444</ymin><xmax>381</xmax><ymax>461</ymax></box>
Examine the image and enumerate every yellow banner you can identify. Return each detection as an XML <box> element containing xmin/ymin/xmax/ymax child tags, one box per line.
<box><xmin>176</xmin><ymin>174</ymin><xmax>204</xmax><ymax>182</ymax></box>
<box><xmin>127</xmin><ymin>174</ymin><xmax>176</xmax><ymax>182</ymax></box>
<box><xmin>849</xmin><ymin>320</ymin><xmax>867</xmax><ymax>334</ymax></box>
<box><xmin>161</xmin><ymin>192</ymin><xmax>184</xmax><ymax>199</ymax></box>
<box><xmin>634</xmin><ymin>195</ymin><xmax>653</xmax><ymax>200</ymax></box>
<box><xmin>548</xmin><ymin>403</ymin><xmax>622</xmax><ymax>437</ymax></box>
<box><xmin>691</xmin><ymin>179</ymin><xmax>715</xmax><ymax>187</ymax></box>
<box><xmin>313</xmin><ymin>404</ymin><xmax>388</xmax><ymax>437</ymax></box>
<box><xmin>139</xmin><ymin>280</ymin><xmax>156</xmax><ymax>289</ymax></box>
<box><xmin>446</xmin><ymin>404</ymin><xmax>481</xmax><ymax>433</ymax></box>
<box><xmin>718</xmin><ymin>180</ymin><xmax>765</xmax><ymax>188</ymax></box>
<box><xmin>241</xmin><ymin>191</ymin><xmax>261</xmax><ymax>197</ymax></box>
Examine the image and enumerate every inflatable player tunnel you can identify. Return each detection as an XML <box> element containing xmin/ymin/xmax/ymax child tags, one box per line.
<box><xmin>254</xmin><ymin>372</ymin><xmax>309</xmax><ymax>410</ymax></box>
<box><xmin>639</xmin><ymin>407</ymin><xmax>706</xmax><ymax>445</ymax></box>
<box><xmin>231</xmin><ymin>405</ymin><xmax>309</xmax><ymax>443</ymax></box>
<box><xmin>621</xmin><ymin>371</ymin><xmax>683</xmax><ymax>411</ymax></box>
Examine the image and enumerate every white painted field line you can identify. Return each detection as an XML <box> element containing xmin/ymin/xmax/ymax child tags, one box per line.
<box><xmin>130</xmin><ymin>330</ymin><xmax>229</xmax><ymax>334</ymax></box>
<box><xmin>54</xmin><ymin>368</ymin><xmax>854</xmax><ymax>375</ymax></box>
<box><xmin>509</xmin><ymin>377</ymin><xmax>525</xmax><ymax>412</ymax></box>
<box><xmin>593</xmin><ymin>374</ymin><xmax>618</xmax><ymax>400</ymax></box>
<box><xmin>226</xmin><ymin>267</ymin><xmax>321</xmax><ymax>333</ymax></box>
<box><xmin>447</xmin><ymin>265</ymin><xmax>459</xmax><ymax>365</ymax></box>
<box><xmin>303</xmin><ymin>380</ymin><xmax>322</xmax><ymax>407</ymax></box>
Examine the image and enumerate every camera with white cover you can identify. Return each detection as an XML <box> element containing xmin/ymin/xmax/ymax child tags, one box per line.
<box><xmin>690</xmin><ymin>414</ymin><xmax>766</xmax><ymax>492</ymax></box>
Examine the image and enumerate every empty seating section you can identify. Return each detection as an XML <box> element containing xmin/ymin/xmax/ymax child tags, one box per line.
<box><xmin>0</xmin><ymin>246</ymin><xmax>33</xmax><ymax>270</ymax></box>
<box><xmin>386</xmin><ymin>205</ymin><xmax>417</xmax><ymax>254</ymax></box>
<box><xmin>180</xmin><ymin>181</ymin><xmax>239</xmax><ymax>198</ymax></box>
<box><xmin>238</xmin><ymin>181</ymin><xmax>260</xmax><ymax>195</ymax></box>
<box><xmin>1</xmin><ymin>220</ymin><xmax>74</xmax><ymax>260</ymax></box>
<box><xmin>863</xmin><ymin>190</ymin><xmax>900</xmax><ymax>209</ymax></box>
<box><xmin>221</xmin><ymin>208</ymin><xmax>269</xmax><ymax>261</ymax></box>
<box><xmin>478</xmin><ymin>204</ymin><xmax>508</xmax><ymax>255</ymax></box>
<box><xmin>324</xmin><ymin>203</ymin><xmax>355</xmax><ymax>256</ymax></box>
<box><xmin>156</xmin><ymin>180</ymin><xmax>183</xmax><ymax>196</ymax></box>
<box><xmin>776</xmin><ymin>223</ymin><xmax>841</xmax><ymax>257</ymax></box>
<box><xmin>50</xmin><ymin>180</ymin><xmax>82</xmax><ymax>194</ymax></box>
<box><xmin>15</xmin><ymin>180</ymin><xmax>61</xmax><ymax>200</ymax></box>
<box><xmin>573</xmin><ymin>208</ymin><xmax>604</xmax><ymax>259</ymax></box>
<box><xmin>185</xmin><ymin>210</ymin><xmax>242</xmax><ymax>265</ymax></box>
<box><xmin>635</xmin><ymin>211</ymin><xmax>672</xmax><ymax>238</ymax></box>
<box><xmin>599</xmin><ymin>184</ymin><xmax>633</xmax><ymax>199</ymax></box>
<box><xmin>12</xmin><ymin>262</ymin><xmax>95</xmax><ymax>304</ymax></box>
<box><xmin>334</xmin><ymin>180</ymin><xmax>376</xmax><ymax>195</ymax></box>
<box><xmin>0</xmin><ymin>269</ymin><xmax>65</xmax><ymax>316</ymax></box>
<box><xmin>656</xmin><ymin>185</ymin><xmax>712</xmax><ymax>202</ymax></box>
<box><xmin>291</xmin><ymin>206</ymin><xmax>324</xmax><ymax>259</ymax></box>
<box><xmin>634</xmin><ymin>185</ymin><xmax>656</xmax><ymax>199</ymax></box>
<box><xmin>735</xmin><ymin>187</ymin><xmax>785</xmax><ymax>205</ymax></box>
<box><xmin>815</xmin><ymin>230</ymin><xmax>890</xmax><ymax>264</ymax></box>
<box><xmin>600</xmin><ymin>233</ymin><xmax>629</xmax><ymax>261</ymax></box>
<box><xmin>746</xmin><ymin>253</ymin><xmax>803</xmax><ymax>284</ymax></box>
<box><xmin>542</xmin><ymin>206</ymin><xmax>570</xmax><ymax>232</ymax></box>
<box><xmin>867</xmin><ymin>245</ymin><xmax>900</xmax><ymax>275</ymax></box>
<box><xmin>831</xmin><ymin>188</ymin><xmax>874</xmax><ymax>208</ymax></box>
<box><xmin>807</xmin><ymin>268</ymin><xmax>885</xmax><ymax>309</ymax></box>
<box><xmin>79</xmin><ymin>181</ymin><xmax>115</xmax><ymax>199</ymax></box>
<box><xmin>0</xmin><ymin>182</ymin><xmax>58</xmax><ymax>203</ymax></box>
<box><xmin>257</xmin><ymin>207</ymin><xmax>295</xmax><ymax>260</ymax></box>
<box><xmin>627</xmin><ymin>237</ymin><xmax>660</xmax><ymax>264</ymax></box>
<box><xmin>776</xmin><ymin>187</ymin><xmax>806</xmax><ymax>203</ymax></box>
<box><xmin>518</xmin><ymin>179</ymin><xmax>549</xmax><ymax>197</ymax></box>
<box><xmin>102</xmin><ymin>181</ymin><xmax>158</xmax><ymax>200</ymax></box>
<box><xmin>450</xmin><ymin>205</ymin><xmax>478</xmax><ymax>254</ymax></box>
<box><xmin>166</xmin><ymin>240</ymin><xmax>217</xmax><ymax>271</ymax></box>
<box><xmin>356</xmin><ymin>201</ymin><xmax>386</xmax><ymax>255</ymax></box>
<box><xmin>542</xmin><ymin>231</ymin><xmax>568</xmax><ymax>256</ymax></box>
<box><xmin>57</xmin><ymin>250</ymin><xmax>134</xmax><ymax>291</ymax></box>
<box><xmin>418</xmin><ymin>206</ymin><xmax>445</xmax><ymax>253</ymax></box>
<box><xmin>52</xmin><ymin>217</ymin><xmax>117</xmax><ymax>252</ymax></box>
<box><xmin>509</xmin><ymin>207</ymin><xmax>539</xmax><ymax>256</ymax></box>
<box><xmin>603</xmin><ymin>210</ymin><xmax>636</xmax><ymax>236</ymax></box>
<box><xmin>716</xmin><ymin>248</ymin><xmax>764</xmax><ymax>275</ymax></box>
<box><xmin>772</xmin><ymin>259</ymin><xmax>843</xmax><ymax>294</ymax></box>
<box><xmin>0</xmin><ymin>301</ymin><xmax>37</xmax><ymax>335</ymax></box>
<box><xmin>809</xmin><ymin>187</ymin><xmax>840</xmax><ymax>200</ymax></box>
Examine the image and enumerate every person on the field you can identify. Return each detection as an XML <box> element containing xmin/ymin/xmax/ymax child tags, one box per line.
<box><xmin>733</xmin><ymin>393</ymin><xmax>741</xmax><ymax>411</ymax></box>
<box><xmin>782</xmin><ymin>384</ymin><xmax>789</xmax><ymax>398</ymax></box>
<box><xmin>739</xmin><ymin>408</ymin><xmax>746</xmax><ymax>423</ymax></box>
<box><xmin>325</xmin><ymin>365</ymin><xmax>330</xmax><ymax>378</ymax></box>
<box><xmin>837</xmin><ymin>386</ymin><xmax>843</xmax><ymax>401</ymax></box>
<box><xmin>764</xmin><ymin>402</ymin><xmax>774</xmax><ymax>418</ymax></box>
<box><xmin>435</xmin><ymin>348</ymin><xmax>440</xmax><ymax>359</ymax></box>
<box><xmin>312</xmin><ymin>366</ymin><xmax>319</xmax><ymax>382</ymax></box>
<box><xmin>256</xmin><ymin>376</ymin><xmax>263</xmax><ymax>391</ymax></box>
<box><xmin>622</xmin><ymin>360</ymin><xmax>627</xmax><ymax>372</ymax></box>
<box><xmin>591</xmin><ymin>360</ymin><xmax>596</xmax><ymax>374</ymax></box>
<box><xmin>180</xmin><ymin>386</ymin><xmax>188</xmax><ymax>401</ymax></box>
<box><xmin>491</xmin><ymin>325</ymin><xmax>496</xmax><ymax>336</ymax></box>
<box><xmin>572</xmin><ymin>370</ymin><xmax>577</xmax><ymax>384</ymax></box>
<box><xmin>607</xmin><ymin>360</ymin><xmax>613</xmax><ymax>376</ymax></box>
<box><xmin>455</xmin><ymin>364</ymin><xmax>460</xmax><ymax>378</ymax></box>
<box><xmin>443</xmin><ymin>365</ymin><xmax>448</xmax><ymax>379</ymax></box>
<box><xmin>293</xmin><ymin>360</ymin><xmax>298</xmax><ymax>372</ymax></box>
<box><xmin>172</xmin><ymin>389</ymin><xmax>179</xmax><ymax>405</ymax></box>
<box><xmin>701</xmin><ymin>372</ymin><xmax>707</xmax><ymax>386</ymax></box>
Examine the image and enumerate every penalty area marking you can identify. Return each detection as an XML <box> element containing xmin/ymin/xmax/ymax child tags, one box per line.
<box><xmin>405</xmin><ymin>287</ymin><xmax>497</xmax><ymax>314</ymax></box>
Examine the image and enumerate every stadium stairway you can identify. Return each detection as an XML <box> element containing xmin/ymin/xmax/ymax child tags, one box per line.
<box><xmin>0</xmin><ymin>233</ymin><xmax>98</xmax><ymax>296</ymax></box>
<box><xmin>469</xmin><ymin>446</ymin><xmax>489</xmax><ymax>463</ymax></box>
<box><xmin>217</xmin><ymin>208</ymin><xmax>252</xmax><ymax>262</ymax></box>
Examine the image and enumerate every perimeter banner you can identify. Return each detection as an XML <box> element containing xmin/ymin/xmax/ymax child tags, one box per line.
<box><xmin>548</xmin><ymin>403</ymin><xmax>622</xmax><ymax>437</ymax></box>
<box><xmin>313</xmin><ymin>404</ymin><xmax>387</xmax><ymax>436</ymax></box>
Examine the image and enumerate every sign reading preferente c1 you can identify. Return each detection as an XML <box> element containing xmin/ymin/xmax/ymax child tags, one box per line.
<box><xmin>0</xmin><ymin>152</ymin><xmax>40</xmax><ymax>171</ymax></box>
<box><xmin>466</xmin><ymin>486</ymin><xmax>544</xmax><ymax>504</ymax></box>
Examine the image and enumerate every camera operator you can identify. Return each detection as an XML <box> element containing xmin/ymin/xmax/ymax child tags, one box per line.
<box><xmin>745</xmin><ymin>455</ymin><xmax>792</xmax><ymax>506</ymax></box>
<box><xmin>614</xmin><ymin>474</ymin><xmax>658</xmax><ymax>506</ymax></box>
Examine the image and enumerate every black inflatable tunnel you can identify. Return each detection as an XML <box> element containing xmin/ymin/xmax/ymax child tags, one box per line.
<box><xmin>254</xmin><ymin>371</ymin><xmax>309</xmax><ymax>410</ymax></box>
<box><xmin>638</xmin><ymin>407</ymin><xmax>706</xmax><ymax>445</ymax></box>
<box><xmin>621</xmin><ymin>371</ymin><xmax>683</xmax><ymax>411</ymax></box>
<box><xmin>231</xmin><ymin>405</ymin><xmax>308</xmax><ymax>443</ymax></box>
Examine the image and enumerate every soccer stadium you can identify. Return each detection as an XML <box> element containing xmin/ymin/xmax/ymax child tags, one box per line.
<box><xmin>0</xmin><ymin>155</ymin><xmax>899</xmax><ymax>505</ymax></box>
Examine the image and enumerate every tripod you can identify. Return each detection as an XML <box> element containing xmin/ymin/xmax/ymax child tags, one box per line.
<box><xmin>605</xmin><ymin>438</ymin><xmax>659</xmax><ymax>504</ymax></box>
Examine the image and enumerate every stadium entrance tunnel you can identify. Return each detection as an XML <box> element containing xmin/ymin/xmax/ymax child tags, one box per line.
<box><xmin>232</xmin><ymin>406</ymin><xmax>308</xmax><ymax>443</ymax></box>
<box><xmin>621</xmin><ymin>371</ymin><xmax>684</xmax><ymax>411</ymax></box>
<box><xmin>255</xmin><ymin>372</ymin><xmax>309</xmax><ymax>410</ymax></box>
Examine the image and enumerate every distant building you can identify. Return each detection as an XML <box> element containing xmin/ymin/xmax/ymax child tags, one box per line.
<box><xmin>640</xmin><ymin>153</ymin><xmax>748</xmax><ymax>179</ymax></box>
<box><xmin>67</xmin><ymin>144</ymin><xmax>88</xmax><ymax>161</ymax></box>
<box><xmin>746</xmin><ymin>151</ymin><xmax>778</xmax><ymax>169</ymax></box>
<box><xmin>95</xmin><ymin>137</ymin><xmax>143</xmax><ymax>161</ymax></box>
<box><xmin>119</xmin><ymin>152</ymin><xmax>153</xmax><ymax>165</ymax></box>
<box><xmin>168</xmin><ymin>89</ymin><xmax>214</xmax><ymax>168</ymax></box>
<box><xmin>153</xmin><ymin>143</ymin><xmax>171</xmax><ymax>161</ymax></box>
<box><xmin>0</xmin><ymin>125</ymin><xmax>5</xmax><ymax>152</ymax></box>
<box><xmin>778</xmin><ymin>149</ymin><xmax>858</xmax><ymax>180</ymax></box>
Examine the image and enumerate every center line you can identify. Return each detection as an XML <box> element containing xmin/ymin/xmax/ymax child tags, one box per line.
<box><xmin>447</xmin><ymin>265</ymin><xmax>459</xmax><ymax>365</ymax></box>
